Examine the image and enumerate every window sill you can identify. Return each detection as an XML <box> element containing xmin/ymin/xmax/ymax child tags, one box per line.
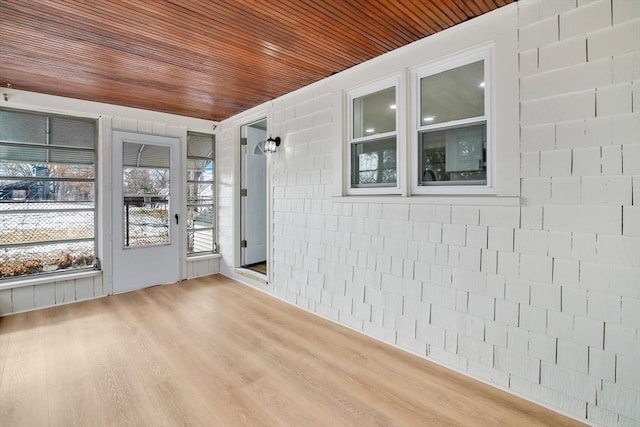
<box><xmin>332</xmin><ymin>194</ymin><xmax>520</xmax><ymax>206</ymax></box>
<box><xmin>0</xmin><ymin>269</ymin><xmax>102</xmax><ymax>291</ymax></box>
<box><xmin>187</xmin><ymin>253</ymin><xmax>221</xmax><ymax>262</ymax></box>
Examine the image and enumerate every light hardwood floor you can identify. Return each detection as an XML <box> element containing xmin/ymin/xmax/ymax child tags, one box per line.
<box><xmin>0</xmin><ymin>275</ymin><xmax>585</xmax><ymax>426</ymax></box>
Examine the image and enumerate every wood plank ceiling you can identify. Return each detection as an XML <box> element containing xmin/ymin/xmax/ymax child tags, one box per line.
<box><xmin>0</xmin><ymin>0</ymin><xmax>515</xmax><ymax>122</ymax></box>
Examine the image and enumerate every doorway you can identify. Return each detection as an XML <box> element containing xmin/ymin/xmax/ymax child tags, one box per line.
<box><xmin>240</xmin><ymin>119</ymin><xmax>267</xmax><ymax>275</ymax></box>
<box><xmin>112</xmin><ymin>131</ymin><xmax>181</xmax><ymax>293</ymax></box>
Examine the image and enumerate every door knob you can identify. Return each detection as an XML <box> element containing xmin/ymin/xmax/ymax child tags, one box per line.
<box><xmin>175</xmin><ymin>214</ymin><xmax>179</xmax><ymax>225</ymax></box>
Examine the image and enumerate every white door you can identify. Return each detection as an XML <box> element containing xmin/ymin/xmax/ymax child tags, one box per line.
<box><xmin>241</xmin><ymin>123</ymin><xmax>267</xmax><ymax>266</ymax></box>
<box><xmin>112</xmin><ymin>131</ymin><xmax>181</xmax><ymax>293</ymax></box>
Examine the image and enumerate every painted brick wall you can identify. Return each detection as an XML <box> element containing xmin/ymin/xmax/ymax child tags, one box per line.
<box><xmin>216</xmin><ymin>1</ymin><xmax>640</xmax><ymax>424</ymax></box>
<box><xmin>518</xmin><ymin>0</ymin><xmax>640</xmax><ymax>424</ymax></box>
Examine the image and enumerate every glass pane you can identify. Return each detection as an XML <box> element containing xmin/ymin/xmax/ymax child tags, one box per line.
<box><xmin>0</xmin><ymin>110</ymin><xmax>47</xmax><ymax>144</ymax></box>
<box><xmin>0</xmin><ymin>145</ymin><xmax>94</xmax><ymax>165</ymax></box>
<box><xmin>420</xmin><ymin>60</ymin><xmax>484</xmax><ymax>125</ymax></box>
<box><xmin>0</xmin><ymin>163</ymin><xmax>94</xmax><ymax>179</ymax></box>
<box><xmin>187</xmin><ymin>133</ymin><xmax>214</xmax><ymax>158</ymax></box>
<box><xmin>0</xmin><ymin>111</ymin><xmax>97</xmax><ymax>281</ymax></box>
<box><xmin>0</xmin><ymin>207</ymin><xmax>94</xmax><ymax>245</ymax></box>
<box><xmin>419</xmin><ymin>122</ymin><xmax>486</xmax><ymax>185</ymax></box>
<box><xmin>353</xmin><ymin>86</ymin><xmax>396</xmax><ymax>139</ymax></box>
<box><xmin>187</xmin><ymin>132</ymin><xmax>214</xmax><ymax>255</ymax></box>
<box><xmin>187</xmin><ymin>205</ymin><xmax>214</xmax><ymax>254</ymax></box>
<box><xmin>351</xmin><ymin>136</ymin><xmax>397</xmax><ymax>187</ymax></box>
<box><xmin>187</xmin><ymin>159</ymin><xmax>214</xmax><ymax>176</ymax></box>
<box><xmin>123</xmin><ymin>142</ymin><xmax>170</xmax><ymax>169</ymax></box>
<box><xmin>187</xmin><ymin>161</ymin><xmax>213</xmax><ymax>181</ymax></box>
<box><xmin>50</xmin><ymin>117</ymin><xmax>95</xmax><ymax>149</ymax></box>
<box><xmin>0</xmin><ymin>180</ymin><xmax>94</xmax><ymax>202</ymax></box>
<box><xmin>122</xmin><ymin>142</ymin><xmax>170</xmax><ymax>248</ymax></box>
<box><xmin>187</xmin><ymin>182</ymin><xmax>213</xmax><ymax>205</ymax></box>
<box><xmin>0</xmin><ymin>111</ymin><xmax>95</xmax><ymax>149</ymax></box>
<box><xmin>0</xmin><ymin>241</ymin><xmax>95</xmax><ymax>279</ymax></box>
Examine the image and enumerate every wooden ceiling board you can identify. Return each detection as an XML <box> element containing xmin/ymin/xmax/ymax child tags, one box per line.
<box><xmin>0</xmin><ymin>0</ymin><xmax>515</xmax><ymax>121</ymax></box>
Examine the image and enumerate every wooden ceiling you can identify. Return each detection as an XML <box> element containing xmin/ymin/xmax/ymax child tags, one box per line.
<box><xmin>0</xmin><ymin>0</ymin><xmax>514</xmax><ymax>122</ymax></box>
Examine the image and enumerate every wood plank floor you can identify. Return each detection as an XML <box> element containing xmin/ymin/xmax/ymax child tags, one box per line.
<box><xmin>0</xmin><ymin>275</ymin><xmax>585</xmax><ymax>426</ymax></box>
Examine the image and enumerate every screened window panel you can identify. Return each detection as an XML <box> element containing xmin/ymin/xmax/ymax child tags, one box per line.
<box><xmin>187</xmin><ymin>182</ymin><xmax>213</xmax><ymax>205</ymax></box>
<box><xmin>0</xmin><ymin>163</ymin><xmax>94</xmax><ymax>179</ymax></box>
<box><xmin>122</xmin><ymin>142</ymin><xmax>170</xmax><ymax>169</ymax></box>
<box><xmin>0</xmin><ymin>111</ymin><xmax>95</xmax><ymax>149</ymax></box>
<box><xmin>186</xmin><ymin>132</ymin><xmax>214</xmax><ymax>255</ymax></box>
<box><xmin>0</xmin><ymin>242</ymin><xmax>95</xmax><ymax>278</ymax></box>
<box><xmin>0</xmin><ymin>110</ymin><xmax>47</xmax><ymax>144</ymax></box>
<box><xmin>187</xmin><ymin>159</ymin><xmax>214</xmax><ymax>178</ymax></box>
<box><xmin>187</xmin><ymin>133</ymin><xmax>214</xmax><ymax>158</ymax></box>
<box><xmin>50</xmin><ymin>117</ymin><xmax>95</xmax><ymax>148</ymax></box>
<box><xmin>1</xmin><ymin>209</ymin><xmax>94</xmax><ymax>245</ymax></box>
<box><xmin>0</xmin><ymin>181</ymin><xmax>94</xmax><ymax>202</ymax></box>
<box><xmin>0</xmin><ymin>145</ymin><xmax>94</xmax><ymax>165</ymax></box>
<box><xmin>0</xmin><ymin>108</ymin><xmax>97</xmax><ymax>280</ymax></box>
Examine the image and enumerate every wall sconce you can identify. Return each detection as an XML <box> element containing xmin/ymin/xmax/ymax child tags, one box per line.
<box><xmin>264</xmin><ymin>136</ymin><xmax>281</xmax><ymax>153</ymax></box>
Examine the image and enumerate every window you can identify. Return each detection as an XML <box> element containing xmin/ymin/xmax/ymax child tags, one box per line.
<box><xmin>122</xmin><ymin>142</ymin><xmax>171</xmax><ymax>247</ymax></box>
<box><xmin>413</xmin><ymin>50</ymin><xmax>491</xmax><ymax>193</ymax></box>
<box><xmin>0</xmin><ymin>108</ymin><xmax>97</xmax><ymax>280</ymax></box>
<box><xmin>347</xmin><ymin>76</ymin><xmax>400</xmax><ymax>194</ymax></box>
<box><xmin>186</xmin><ymin>132</ymin><xmax>215</xmax><ymax>255</ymax></box>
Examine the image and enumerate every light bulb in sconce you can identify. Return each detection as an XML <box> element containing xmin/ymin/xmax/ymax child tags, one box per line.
<box><xmin>264</xmin><ymin>136</ymin><xmax>281</xmax><ymax>153</ymax></box>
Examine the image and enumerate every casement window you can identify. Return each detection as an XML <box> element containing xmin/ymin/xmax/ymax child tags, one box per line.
<box><xmin>412</xmin><ymin>49</ymin><xmax>492</xmax><ymax>194</ymax></box>
<box><xmin>347</xmin><ymin>76</ymin><xmax>401</xmax><ymax>194</ymax></box>
<box><xmin>0</xmin><ymin>108</ymin><xmax>98</xmax><ymax>280</ymax></box>
<box><xmin>186</xmin><ymin>131</ymin><xmax>216</xmax><ymax>255</ymax></box>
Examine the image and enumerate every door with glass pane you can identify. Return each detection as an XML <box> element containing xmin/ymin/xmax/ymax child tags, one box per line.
<box><xmin>112</xmin><ymin>131</ymin><xmax>181</xmax><ymax>293</ymax></box>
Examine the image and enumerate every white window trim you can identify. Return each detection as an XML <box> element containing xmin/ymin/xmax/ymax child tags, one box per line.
<box><xmin>346</xmin><ymin>74</ymin><xmax>404</xmax><ymax>196</ymax></box>
<box><xmin>410</xmin><ymin>46</ymin><xmax>495</xmax><ymax>196</ymax></box>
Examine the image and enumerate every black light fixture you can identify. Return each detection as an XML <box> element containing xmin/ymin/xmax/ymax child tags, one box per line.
<box><xmin>264</xmin><ymin>136</ymin><xmax>281</xmax><ymax>153</ymax></box>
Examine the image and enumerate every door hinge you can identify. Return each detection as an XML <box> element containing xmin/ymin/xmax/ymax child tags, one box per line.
<box><xmin>240</xmin><ymin>240</ymin><xmax>247</xmax><ymax>248</ymax></box>
<box><xmin>240</xmin><ymin>188</ymin><xmax>247</xmax><ymax>197</ymax></box>
<box><xmin>240</xmin><ymin>137</ymin><xmax>247</xmax><ymax>146</ymax></box>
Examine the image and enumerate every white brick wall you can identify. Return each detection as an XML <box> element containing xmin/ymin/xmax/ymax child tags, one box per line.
<box><xmin>519</xmin><ymin>16</ymin><xmax>559</xmax><ymax>51</ymax></box>
<box><xmin>539</xmin><ymin>36</ymin><xmax>587</xmax><ymax>72</ymax></box>
<box><xmin>212</xmin><ymin>0</ymin><xmax>640</xmax><ymax>425</ymax></box>
<box><xmin>561</xmin><ymin>0</ymin><xmax>611</xmax><ymax>39</ymax></box>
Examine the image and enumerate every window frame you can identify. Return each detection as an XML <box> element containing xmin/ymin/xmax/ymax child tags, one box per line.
<box><xmin>346</xmin><ymin>75</ymin><xmax>403</xmax><ymax>195</ymax></box>
<box><xmin>411</xmin><ymin>47</ymin><xmax>494</xmax><ymax>195</ymax></box>
<box><xmin>185</xmin><ymin>131</ymin><xmax>216</xmax><ymax>257</ymax></box>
